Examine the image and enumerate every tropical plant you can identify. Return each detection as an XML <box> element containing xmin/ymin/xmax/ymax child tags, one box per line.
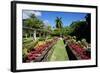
<box><xmin>55</xmin><ymin>17</ymin><xmax>63</xmax><ymax>28</ymax></box>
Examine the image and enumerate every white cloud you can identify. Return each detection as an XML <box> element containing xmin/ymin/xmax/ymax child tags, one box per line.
<box><xmin>23</xmin><ymin>10</ymin><xmax>42</xmax><ymax>19</ymax></box>
<box><xmin>34</xmin><ymin>11</ymin><xmax>41</xmax><ymax>16</ymax></box>
<box><xmin>43</xmin><ymin>20</ymin><xmax>50</xmax><ymax>25</ymax></box>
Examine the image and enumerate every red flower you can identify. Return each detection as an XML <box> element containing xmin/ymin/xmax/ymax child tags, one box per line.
<box><xmin>69</xmin><ymin>44</ymin><xmax>90</xmax><ymax>59</ymax></box>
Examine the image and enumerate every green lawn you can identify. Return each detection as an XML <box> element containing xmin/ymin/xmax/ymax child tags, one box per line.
<box><xmin>49</xmin><ymin>39</ymin><xmax>69</xmax><ymax>61</ymax></box>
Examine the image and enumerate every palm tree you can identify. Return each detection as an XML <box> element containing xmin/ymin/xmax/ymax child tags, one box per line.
<box><xmin>55</xmin><ymin>17</ymin><xmax>63</xmax><ymax>28</ymax></box>
<box><xmin>55</xmin><ymin>17</ymin><xmax>63</xmax><ymax>37</ymax></box>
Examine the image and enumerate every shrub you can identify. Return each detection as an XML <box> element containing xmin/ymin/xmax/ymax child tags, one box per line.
<box><xmin>38</xmin><ymin>37</ymin><xmax>45</xmax><ymax>41</ymax></box>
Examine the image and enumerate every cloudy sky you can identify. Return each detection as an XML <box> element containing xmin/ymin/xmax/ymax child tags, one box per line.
<box><xmin>23</xmin><ymin>10</ymin><xmax>87</xmax><ymax>28</ymax></box>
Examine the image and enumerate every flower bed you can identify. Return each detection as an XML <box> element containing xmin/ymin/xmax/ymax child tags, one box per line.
<box><xmin>24</xmin><ymin>37</ymin><xmax>58</xmax><ymax>62</ymax></box>
<box><xmin>68</xmin><ymin>43</ymin><xmax>90</xmax><ymax>60</ymax></box>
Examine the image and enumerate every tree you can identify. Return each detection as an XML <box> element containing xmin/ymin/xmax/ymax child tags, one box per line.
<box><xmin>55</xmin><ymin>17</ymin><xmax>63</xmax><ymax>37</ymax></box>
<box><xmin>23</xmin><ymin>14</ymin><xmax>44</xmax><ymax>40</ymax></box>
<box><xmin>24</xmin><ymin>14</ymin><xmax>44</xmax><ymax>28</ymax></box>
<box><xmin>67</xmin><ymin>14</ymin><xmax>91</xmax><ymax>43</ymax></box>
<box><xmin>61</xmin><ymin>26</ymin><xmax>73</xmax><ymax>36</ymax></box>
<box><xmin>51</xmin><ymin>28</ymin><xmax>61</xmax><ymax>36</ymax></box>
<box><xmin>55</xmin><ymin>17</ymin><xmax>63</xmax><ymax>28</ymax></box>
<box><xmin>85</xmin><ymin>14</ymin><xmax>91</xmax><ymax>43</ymax></box>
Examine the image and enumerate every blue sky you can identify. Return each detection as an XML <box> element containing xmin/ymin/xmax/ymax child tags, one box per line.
<box><xmin>23</xmin><ymin>10</ymin><xmax>87</xmax><ymax>28</ymax></box>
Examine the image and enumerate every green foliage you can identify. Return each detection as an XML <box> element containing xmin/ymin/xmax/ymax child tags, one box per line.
<box><xmin>51</xmin><ymin>28</ymin><xmax>61</xmax><ymax>36</ymax></box>
<box><xmin>23</xmin><ymin>14</ymin><xmax>44</xmax><ymax>28</ymax></box>
<box><xmin>23</xmin><ymin>38</ymin><xmax>33</xmax><ymax>43</ymax></box>
<box><xmin>46</xmin><ymin>35</ymin><xmax>52</xmax><ymax>40</ymax></box>
<box><xmin>23</xmin><ymin>39</ymin><xmax>39</xmax><ymax>51</ymax></box>
<box><xmin>61</xmin><ymin>27</ymin><xmax>72</xmax><ymax>36</ymax></box>
<box><xmin>67</xmin><ymin>14</ymin><xmax>91</xmax><ymax>43</ymax></box>
<box><xmin>23</xmin><ymin>14</ymin><xmax>44</xmax><ymax>37</ymax></box>
<box><xmin>55</xmin><ymin>17</ymin><xmax>63</xmax><ymax>28</ymax></box>
<box><xmin>38</xmin><ymin>37</ymin><xmax>45</xmax><ymax>41</ymax></box>
<box><xmin>23</xmin><ymin>13</ymin><xmax>91</xmax><ymax>43</ymax></box>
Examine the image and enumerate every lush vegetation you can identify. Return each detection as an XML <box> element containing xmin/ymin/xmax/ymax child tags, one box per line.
<box><xmin>22</xmin><ymin>12</ymin><xmax>91</xmax><ymax>62</ymax></box>
<box><xmin>51</xmin><ymin>14</ymin><xmax>91</xmax><ymax>43</ymax></box>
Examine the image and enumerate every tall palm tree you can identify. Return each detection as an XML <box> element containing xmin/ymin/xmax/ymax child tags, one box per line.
<box><xmin>55</xmin><ymin>17</ymin><xmax>63</xmax><ymax>37</ymax></box>
<box><xmin>55</xmin><ymin>17</ymin><xmax>63</xmax><ymax>28</ymax></box>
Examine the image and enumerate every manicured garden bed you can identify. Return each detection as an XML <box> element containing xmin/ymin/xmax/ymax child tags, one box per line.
<box><xmin>23</xmin><ymin>37</ymin><xmax>59</xmax><ymax>62</ymax></box>
<box><xmin>64</xmin><ymin>36</ymin><xmax>91</xmax><ymax>60</ymax></box>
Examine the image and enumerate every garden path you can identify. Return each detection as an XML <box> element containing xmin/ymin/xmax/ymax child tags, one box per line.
<box><xmin>49</xmin><ymin>38</ymin><xmax>69</xmax><ymax>61</ymax></box>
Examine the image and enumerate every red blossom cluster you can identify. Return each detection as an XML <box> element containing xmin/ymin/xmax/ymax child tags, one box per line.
<box><xmin>69</xmin><ymin>44</ymin><xmax>90</xmax><ymax>59</ymax></box>
<box><xmin>26</xmin><ymin>37</ymin><xmax>58</xmax><ymax>62</ymax></box>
